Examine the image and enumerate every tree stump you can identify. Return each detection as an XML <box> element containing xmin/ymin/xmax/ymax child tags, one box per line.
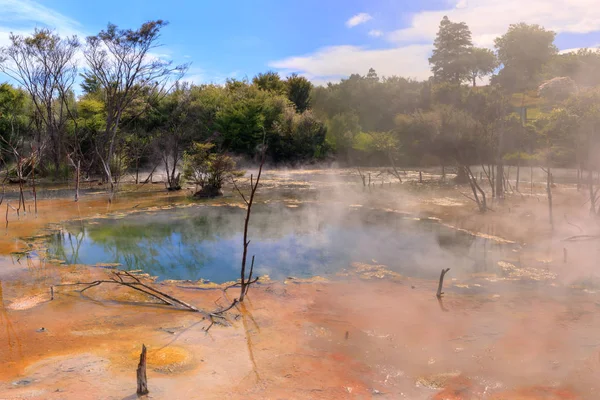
<box><xmin>136</xmin><ymin>344</ymin><xmax>149</xmax><ymax>396</ymax></box>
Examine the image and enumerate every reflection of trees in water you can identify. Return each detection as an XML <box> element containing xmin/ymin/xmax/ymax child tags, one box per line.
<box><xmin>0</xmin><ymin>281</ymin><xmax>23</xmax><ymax>368</ymax></box>
<box><xmin>46</xmin><ymin>204</ymin><xmax>512</xmax><ymax>280</ymax></box>
<box><xmin>435</xmin><ymin>228</ymin><xmax>509</xmax><ymax>274</ymax></box>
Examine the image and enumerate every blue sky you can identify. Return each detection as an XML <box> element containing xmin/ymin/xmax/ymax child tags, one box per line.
<box><xmin>1</xmin><ymin>0</ymin><xmax>599</xmax><ymax>85</ymax></box>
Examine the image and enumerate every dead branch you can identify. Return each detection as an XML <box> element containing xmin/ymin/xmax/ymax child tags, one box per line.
<box><xmin>211</xmin><ymin>298</ymin><xmax>239</xmax><ymax>316</ymax></box>
<box><xmin>51</xmin><ymin>270</ymin><xmax>203</xmax><ymax>312</ymax></box>
<box><xmin>245</xmin><ymin>255</ymin><xmax>255</xmax><ymax>296</ymax></box>
<box><xmin>459</xmin><ymin>191</ymin><xmax>477</xmax><ymax>204</ymax></box>
<box><xmin>231</xmin><ymin>179</ymin><xmax>249</xmax><ymax>205</ymax></box>
<box><xmin>564</xmin><ymin>214</ymin><xmax>583</xmax><ymax>233</ymax></box>
<box><xmin>237</xmin><ymin>137</ymin><xmax>266</xmax><ymax>302</ymax></box>
<box><xmin>436</xmin><ymin>268</ymin><xmax>450</xmax><ymax>298</ymax></box>
<box><xmin>561</xmin><ymin>235</ymin><xmax>600</xmax><ymax>242</ymax></box>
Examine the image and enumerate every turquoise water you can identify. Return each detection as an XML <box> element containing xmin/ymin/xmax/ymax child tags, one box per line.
<box><xmin>46</xmin><ymin>203</ymin><xmax>513</xmax><ymax>283</ymax></box>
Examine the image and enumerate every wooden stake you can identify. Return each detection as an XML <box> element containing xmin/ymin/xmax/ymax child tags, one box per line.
<box><xmin>436</xmin><ymin>268</ymin><xmax>450</xmax><ymax>298</ymax></box>
<box><xmin>136</xmin><ymin>344</ymin><xmax>149</xmax><ymax>396</ymax></box>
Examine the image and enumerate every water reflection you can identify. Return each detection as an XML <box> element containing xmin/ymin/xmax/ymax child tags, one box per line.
<box><xmin>46</xmin><ymin>204</ymin><xmax>514</xmax><ymax>283</ymax></box>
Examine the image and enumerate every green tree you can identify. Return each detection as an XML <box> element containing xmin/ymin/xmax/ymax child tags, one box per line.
<box><xmin>429</xmin><ymin>16</ymin><xmax>473</xmax><ymax>84</ymax></box>
<box><xmin>253</xmin><ymin>71</ymin><xmax>286</xmax><ymax>94</ymax></box>
<box><xmin>468</xmin><ymin>47</ymin><xmax>498</xmax><ymax>86</ymax></box>
<box><xmin>183</xmin><ymin>142</ymin><xmax>243</xmax><ymax>197</ymax></box>
<box><xmin>286</xmin><ymin>73</ymin><xmax>312</xmax><ymax>113</ymax></box>
<box><xmin>494</xmin><ymin>23</ymin><xmax>557</xmax><ymax>91</ymax></box>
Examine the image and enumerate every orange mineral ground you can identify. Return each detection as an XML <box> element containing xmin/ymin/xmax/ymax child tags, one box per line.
<box><xmin>0</xmin><ymin>175</ymin><xmax>598</xmax><ymax>399</ymax></box>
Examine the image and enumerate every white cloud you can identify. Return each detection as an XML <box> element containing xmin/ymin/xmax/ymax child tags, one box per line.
<box><xmin>388</xmin><ymin>0</ymin><xmax>600</xmax><ymax>48</ymax></box>
<box><xmin>368</xmin><ymin>29</ymin><xmax>384</xmax><ymax>38</ymax></box>
<box><xmin>271</xmin><ymin>0</ymin><xmax>600</xmax><ymax>85</ymax></box>
<box><xmin>559</xmin><ymin>45</ymin><xmax>600</xmax><ymax>54</ymax></box>
<box><xmin>181</xmin><ymin>67</ymin><xmax>240</xmax><ymax>86</ymax></box>
<box><xmin>269</xmin><ymin>44</ymin><xmax>432</xmax><ymax>84</ymax></box>
<box><xmin>346</xmin><ymin>13</ymin><xmax>372</xmax><ymax>28</ymax></box>
<box><xmin>455</xmin><ymin>0</ymin><xmax>468</xmax><ymax>9</ymax></box>
<box><xmin>0</xmin><ymin>0</ymin><xmax>83</xmax><ymax>37</ymax></box>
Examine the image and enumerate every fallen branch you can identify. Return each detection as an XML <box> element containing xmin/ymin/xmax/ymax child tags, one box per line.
<box><xmin>564</xmin><ymin>214</ymin><xmax>583</xmax><ymax>233</ymax></box>
<box><xmin>51</xmin><ymin>270</ymin><xmax>202</xmax><ymax>313</ymax></box>
<box><xmin>561</xmin><ymin>235</ymin><xmax>600</xmax><ymax>242</ymax></box>
<box><xmin>436</xmin><ymin>268</ymin><xmax>450</xmax><ymax>298</ymax></box>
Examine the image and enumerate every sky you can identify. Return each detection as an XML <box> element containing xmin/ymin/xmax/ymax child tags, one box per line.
<box><xmin>1</xmin><ymin>0</ymin><xmax>600</xmax><ymax>86</ymax></box>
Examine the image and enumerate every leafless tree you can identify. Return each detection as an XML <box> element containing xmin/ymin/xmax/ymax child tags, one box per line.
<box><xmin>0</xmin><ymin>29</ymin><xmax>80</xmax><ymax>179</ymax></box>
<box><xmin>233</xmin><ymin>143</ymin><xmax>267</xmax><ymax>302</ymax></box>
<box><xmin>83</xmin><ymin>20</ymin><xmax>187</xmax><ymax>195</ymax></box>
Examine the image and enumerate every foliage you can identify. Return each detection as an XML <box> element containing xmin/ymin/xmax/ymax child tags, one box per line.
<box><xmin>183</xmin><ymin>142</ymin><xmax>243</xmax><ymax>192</ymax></box>
<box><xmin>468</xmin><ymin>48</ymin><xmax>498</xmax><ymax>87</ymax></box>
<box><xmin>429</xmin><ymin>16</ymin><xmax>473</xmax><ymax>84</ymax></box>
<box><xmin>253</xmin><ymin>71</ymin><xmax>286</xmax><ymax>94</ymax></box>
<box><xmin>493</xmin><ymin>23</ymin><xmax>557</xmax><ymax>91</ymax></box>
<box><xmin>285</xmin><ymin>73</ymin><xmax>312</xmax><ymax>113</ymax></box>
<box><xmin>2</xmin><ymin>15</ymin><xmax>600</xmax><ymax>188</ymax></box>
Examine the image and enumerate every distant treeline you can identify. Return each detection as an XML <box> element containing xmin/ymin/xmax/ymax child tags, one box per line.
<box><xmin>0</xmin><ymin>17</ymin><xmax>599</xmax><ymax>192</ymax></box>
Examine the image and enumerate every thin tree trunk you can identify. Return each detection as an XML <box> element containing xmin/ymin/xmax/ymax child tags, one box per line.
<box><xmin>530</xmin><ymin>166</ymin><xmax>533</xmax><ymax>194</ymax></box>
<box><xmin>496</xmin><ymin>163</ymin><xmax>504</xmax><ymax>200</ymax></box>
<box><xmin>547</xmin><ymin>166</ymin><xmax>553</xmax><ymax>229</ymax></box>
<box><xmin>516</xmin><ymin>160</ymin><xmax>520</xmax><ymax>191</ymax></box>
<box><xmin>589</xmin><ymin>168</ymin><xmax>596</xmax><ymax>214</ymax></box>
<box><xmin>75</xmin><ymin>160</ymin><xmax>80</xmax><ymax>202</ymax></box>
<box><xmin>32</xmin><ymin>161</ymin><xmax>37</xmax><ymax>216</ymax></box>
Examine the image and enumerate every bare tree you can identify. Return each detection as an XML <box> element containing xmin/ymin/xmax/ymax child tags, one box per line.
<box><xmin>83</xmin><ymin>20</ymin><xmax>187</xmax><ymax>195</ymax></box>
<box><xmin>233</xmin><ymin>143</ymin><xmax>267</xmax><ymax>302</ymax></box>
<box><xmin>153</xmin><ymin>84</ymin><xmax>195</xmax><ymax>191</ymax></box>
<box><xmin>0</xmin><ymin>29</ymin><xmax>79</xmax><ymax>179</ymax></box>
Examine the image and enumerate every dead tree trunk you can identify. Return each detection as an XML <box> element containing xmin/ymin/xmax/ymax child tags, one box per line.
<box><xmin>515</xmin><ymin>159</ymin><xmax>520</xmax><ymax>192</ymax></box>
<box><xmin>546</xmin><ymin>166</ymin><xmax>554</xmax><ymax>229</ymax></box>
<box><xmin>589</xmin><ymin>168</ymin><xmax>596</xmax><ymax>214</ymax></box>
<box><xmin>436</xmin><ymin>268</ymin><xmax>450</xmax><ymax>298</ymax></box>
<box><xmin>356</xmin><ymin>167</ymin><xmax>366</xmax><ymax>186</ymax></box>
<box><xmin>136</xmin><ymin>344</ymin><xmax>149</xmax><ymax>396</ymax></box>
<box><xmin>530</xmin><ymin>166</ymin><xmax>533</xmax><ymax>194</ymax></box>
<box><xmin>465</xmin><ymin>166</ymin><xmax>487</xmax><ymax>212</ymax></box>
<box><xmin>235</xmin><ymin>145</ymin><xmax>266</xmax><ymax>302</ymax></box>
<box><xmin>75</xmin><ymin>160</ymin><xmax>80</xmax><ymax>202</ymax></box>
<box><xmin>31</xmin><ymin>159</ymin><xmax>37</xmax><ymax>216</ymax></box>
<box><xmin>482</xmin><ymin>164</ymin><xmax>495</xmax><ymax>198</ymax></box>
<box><xmin>496</xmin><ymin>163</ymin><xmax>504</xmax><ymax>200</ymax></box>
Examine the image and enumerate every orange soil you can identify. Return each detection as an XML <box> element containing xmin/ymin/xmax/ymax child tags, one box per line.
<box><xmin>0</xmin><ymin>182</ymin><xmax>598</xmax><ymax>399</ymax></box>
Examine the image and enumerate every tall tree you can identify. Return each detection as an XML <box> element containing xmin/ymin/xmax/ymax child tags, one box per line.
<box><xmin>253</xmin><ymin>71</ymin><xmax>286</xmax><ymax>94</ymax></box>
<box><xmin>468</xmin><ymin>47</ymin><xmax>498</xmax><ymax>86</ymax></box>
<box><xmin>286</xmin><ymin>73</ymin><xmax>312</xmax><ymax>113</ymax></box>
<box><xmin>494</xmin><ymin>23</ymin><xmax>557</xmax><ymax>91</ymax></box>
<box><xmin>429</xmin><ymin>16</ymin><xmax>473</xmax><ymax>84</ymax></box>
<box><xmin>84</xmin><ymin>20</ymin><xmax>187</xmax><ymax>194</ymax></box>
<box><xmin>0</xmin><ymin>29</ymin><xmax>80</xmax><ymax>178</ymax></box>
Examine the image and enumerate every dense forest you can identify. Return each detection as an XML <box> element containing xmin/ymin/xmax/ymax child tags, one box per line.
<box><xmin>0</xmin><ymin>17</ymin><xmax>599</xmax><ymax>202</ymax></box>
